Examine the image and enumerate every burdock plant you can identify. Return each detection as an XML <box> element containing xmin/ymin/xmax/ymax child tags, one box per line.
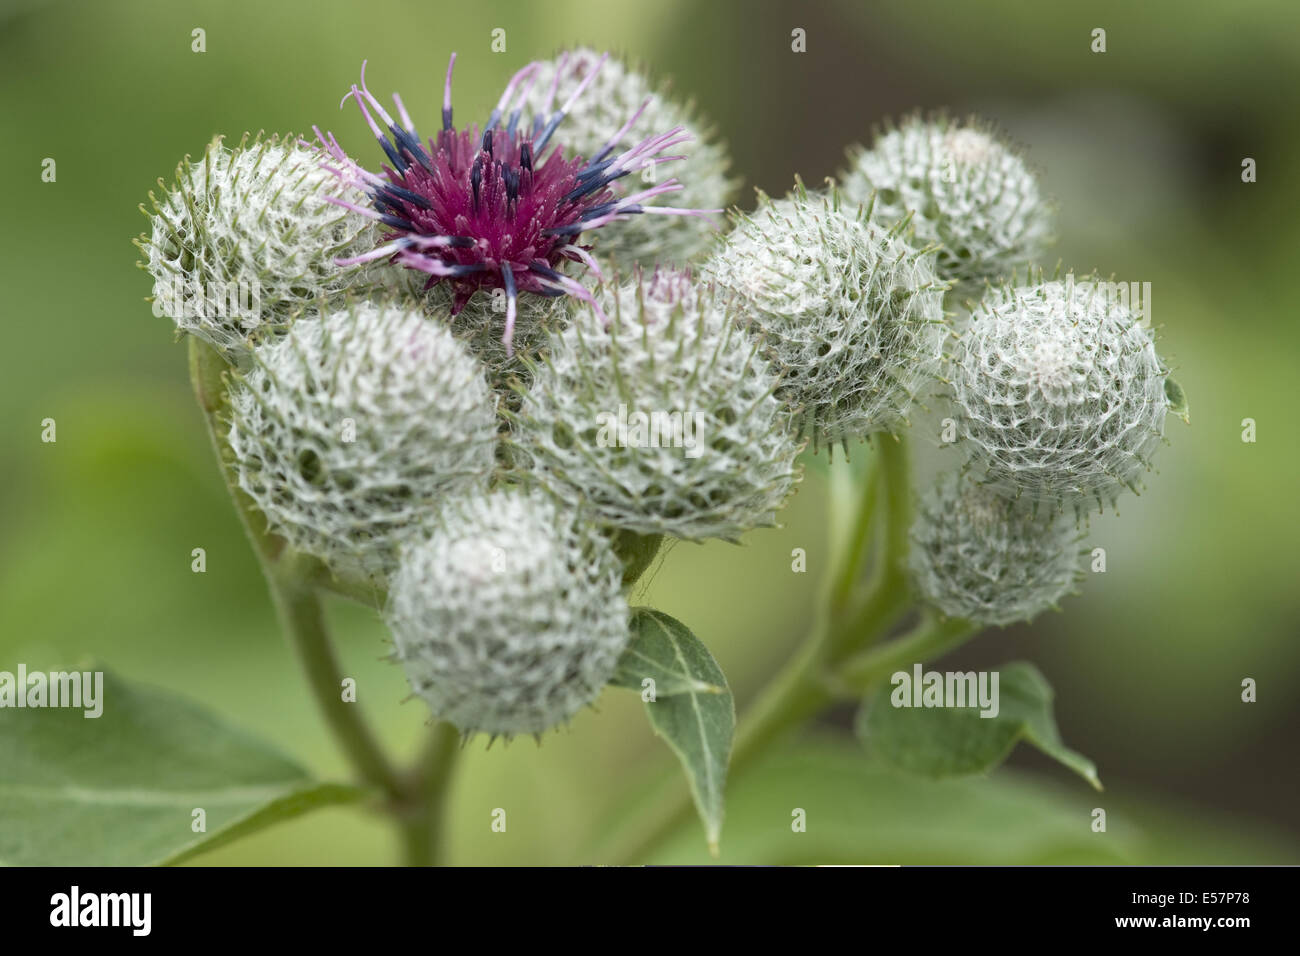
<box><xmin>124</xmin><ymin>50</ymin><xmax>1186</xmax><ymax>866</ymax></box>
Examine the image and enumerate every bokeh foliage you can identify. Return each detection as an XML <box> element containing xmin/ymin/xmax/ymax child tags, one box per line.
<box><xmin>0</xmin><ymin>0</ymin><xmax>1296</xmax><ymax>863</ymax></box>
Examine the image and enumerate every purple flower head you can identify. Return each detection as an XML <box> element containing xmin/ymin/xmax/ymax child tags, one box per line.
<box><xmin>313</xmin><ymin>53</ymin><xmax>719</xmax><ymax>353</ymax></box>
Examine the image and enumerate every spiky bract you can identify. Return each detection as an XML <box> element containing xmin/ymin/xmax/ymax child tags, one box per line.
<box><xmin>139</xmin><ymin>133</ymin><xmax>381</xmax><ymax>356</ymax></box>
<box><xmin>514</xmin><ymin>270</ymin><xmax>800</xmax><ymax>541</ymax></box>
<box><xmin>386</xmin><ymin>489</ymin><xmax>629</xmax><ymax>736</ymax></box>
<box><xmin>706</xmin><ymin>184</ymin><xmax>947</xmax><ymax>448</ymax></box>
<box><xmin>910</xmin><ymin>471</ymin><xmax>1083</xmax><ymax>625</ymax></box>
<box><xmin>949</xmin><ymin>276</ymin><xmax>1171</xmax><ymax>511</ymax></box>
<box><xmin>841</xmin><ymin>115</ymin><xmax>1052</xmax><ymax>283</ymax></box>
<box><xmin>227</xmin><ymin>300</ymin><xmax>497</xmax><ymax>576</ymax></box>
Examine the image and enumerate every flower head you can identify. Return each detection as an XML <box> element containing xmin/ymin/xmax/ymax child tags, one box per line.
<box><xmin>512</xmin><ymin>269</ymin><xmax>801</xmax><ymax>542</ymax></box>
<box><xmin>137</xmin><ymin>133</ymin><xmax>384</xmax><ymax>357</ymax></box>
<box><xmin>841</xmin><ymin>115</ymin><xmax>1053</xmax><ymax>284</ymax></box>
<box><xmin>386</xmin><ymin>488</ymin><xmax>629</xmax><ymax>737</ymax></box>
<box><xmin>909</xmin><ymin>471</ymin><xmax>1084</xmax><ymax>626</ymax></box>
<box><xmin>949</xmin><ymin>275</ymin><xmax>1173</xmax><ymax>511</ymax></box>
<box><xmin>227</xmin><ymin>300</ymin><xmax>498</xmax><ymax>578</ymax></box>
<box><xmin>314</xmin><ymin>54</ymin><xmax>719</xmax><ymax>352</ymax></box>
<box><xmin>705</xmin><ymin>182</ymin><xmax>948</xmax><ymax>449</ymax></box>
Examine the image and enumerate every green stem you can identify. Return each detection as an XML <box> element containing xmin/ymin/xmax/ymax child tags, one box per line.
<box><xmin>839</xmin><ymin>614</ymin><xmax>980</xmax><ymax>693</ymax></box>
<box><xmin>398</xmin><ymin>722</ymin><xmax>462</xmax><ymax>866</ymax></box>
<box><xmin>830</xmin><ymin>435</ymin><xmax>913</xmax><ymax>660</ymax></box>
<box><xmin>876</xmin><ymin>435</ymin><xmax>912</xmax><ymax>578</ymax></box>
<box><xmin>269</xmin><ymin>555</ymin><xmax>407</xmax><ymax>798</ymax></box>
<box><xmin>829</xmin><ymin>457</ymin><xmax>880</xmax><ymax>611</ymax></box>
<box><xmin>312</xmin><ymin>565</ymin><xmax>388</xmax><ymax>608</ymax></box>
<box><xmin>727</xmin><ymin>616</ymin><xmax>834</xmax><ymax>774</ymax></box>
<box><xmin>605</xmin><ymin>437</ymin><xmax>922</xmax><ymax>864</ymax></box>
<box><xmin>187</xmin><ymin>337</ymin><xmax>404</xmax><ymax>800</ymax></box>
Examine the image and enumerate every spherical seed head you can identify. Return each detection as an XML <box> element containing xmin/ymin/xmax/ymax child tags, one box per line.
<box><xmin>227</xmin><ymin>300</ymin><xmax>498</xmax><ymax>577</ymax></box>
<box><xmin>515</xmin><ymin>269</ymin><xmax>801</xmax><ymax>542</ymax></box>
<box><xmin>705</xmin><ymin>185</ymin><xmax>948</xmax><ymax>448</ymax></box>
<box><xmin>386</xmin><ymin>489</ymin><xmax>629</xmax><ymax>736</ymax></box>
<box><xmin>140</xmin><ymin>133</ymin><xmax>382</xmax><ymax>356</ymax></box>
<box><xmin>910</xmin><ymin>472</ymin><xmax>1083</xmax><ymax>626</ymax></box>
<box><xmin>519</xmin><ymin>48</ymin><xmax>736</xmax><ymax>268</ymax></box>
<box><xmin>841</xmin><ymin>116</ymin><xmax>1053</xmax><ymax>283</ymax></box>
<box><xmin>950</xmin><ymin>277</ymin><xmax>1171</xmax><ymax>510</ymax></box>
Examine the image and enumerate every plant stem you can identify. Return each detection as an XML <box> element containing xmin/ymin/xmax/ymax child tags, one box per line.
<box><xmin>312</xmin><ymin>565</ymin><xmax>388</xmax><ymax>608</ymax></box>
<box><xmin>728</xmin><ymin>616</ymin><xmax>834</xmax><ymax>775</ymax></box>
<box><xmin>269</xmin><ymin>556</ymin><xmax>407</xmax><ymax>798</ymax></box>
<box><xmin>876</xmin><ymin>435</ymin><xmax>912</xmax><ymax>580</ymax></box>
<box><xmin>829</xmin><ymin>454</ymin><xmax>880</xmax><ymax>611</ymax></box>
<box><xmin>186</xmin><ymin>337</ymin><xmax>405</xmax><ymax>800</ymax></box>
<box><xmin>606</xmin><ymin>436</ymin><xmax>929</xmax><ymax>864</ymax></box>
<box><xmin>839</xmin><ymin>614</ymin><xmax>980</xmax><ymax>693</ymax></box>
<box><xmin>831</xmin><ymin>435</ymin><xmax>913</xmax><ymax>660</ymax></box>
<box><xmin>398</xmin><ymin>721</ymin><xmax>462</xmax><ymax>866</ymax></box>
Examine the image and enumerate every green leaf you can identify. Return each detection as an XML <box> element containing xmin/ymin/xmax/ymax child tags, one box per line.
<box><xmin>1164</xmin><ymin>376</ymin><xmax>1190</xmax><ymax>424</ymax></box>
<box><xmin>639</xmin><ymin>735</ymin><xmax>1298</xmax><ymax>865</ymax></box>
<box><xmin>0</xmin><ymin>667</ymin><xmax>367</xmax><ymax>865</ymax></box>
<box><xmin>620</xmin><ymin>609</ymin><xmax>735</xmax><ymax>855</ymax></box>
<box><xmin>857</xmin><ymin>661</ymin><xmax>1101</xmax><ymax>790</ymax></box>
<box><xmin>610</xmin><ymin>607</ymin><xmax>727</xmax><ymax>697</ymax></box>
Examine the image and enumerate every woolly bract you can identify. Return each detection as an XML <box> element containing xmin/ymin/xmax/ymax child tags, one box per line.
<box><xmin>514</xmin><ymin>270</ymin><xmax>800</xmax><ymax>541</ymax></box>
<box><xmin>227</xmin><ymin>301</ymin><xmax>497</xmax><ymax>576</ymax></box>
<box><xmin>386</xmin><ymin>489</ymin><xmax>629</xmax><ymax>736</ymax></box>
<box><xmin>909</xmin><ymin>472</ymin><xmax>1083</xmax><ymax>626</ymax></box>
<box><xmin>140</xmin><ymin>133</ymin><xmax>381</xmax><ymax>356</ymax></box>
<box><xmin>706</xmin><ymin>184</ymin><xmax>947</xmax><ymax>448</ymax></box>
<box><xmin>949</xmin><ymin>276</ymin><xmax>1171</xmax><ymax>511</ymax></box>
<box><xmin>842</xmin><ymin>116</ymin><xmax>1052</xmax><ymax>283</ymax></box>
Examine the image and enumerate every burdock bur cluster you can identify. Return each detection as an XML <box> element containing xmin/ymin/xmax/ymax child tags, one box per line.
<box><xmin>139</xmin><ymin>51</ymin><xmax>1184</xmax><ymax>739</ymax></box>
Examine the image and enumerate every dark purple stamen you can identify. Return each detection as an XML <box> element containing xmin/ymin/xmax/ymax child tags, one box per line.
<box><xmin>563</xmin><ymin>170</ymin><xmax>629</xmax><ymax>204</ymax></box>
<box><xmin>381</xmin><ymin>184</ymin><xmax>433</xmax><ymax>210</ymax></box>
<box><xmin>580</xmin><ymin>201</ymin><xmax>620</xmax><ymax>221</ymax></box>
<box><xmin>540</xmin><ymin>223</ymin><xmax>587</xmax><ymax>237</ymax></box>
<box><xmin>317</xmin><ymin>52</ymin><xmax>720</xmax><ymax>350</ymax></box>
<box><xmin>378</xmin><ymin>137</ymin><xmax>406</xmax><ymax>172</ymax></box>
<box><xmin>528</xmin><ymin>261</ymin><xmax>563</xmax><ymax>282</ymax></box>
<box><xmin>390</xmin><ymin>125</ymin><xmax>432</xmax><ymax>171</ymax></box>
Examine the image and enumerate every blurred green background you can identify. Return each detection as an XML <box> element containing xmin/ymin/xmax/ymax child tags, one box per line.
<box><xmin>1</xmin><ymin>0</ymin><xmax>1297</xmax><ymax>864</ymax></box>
